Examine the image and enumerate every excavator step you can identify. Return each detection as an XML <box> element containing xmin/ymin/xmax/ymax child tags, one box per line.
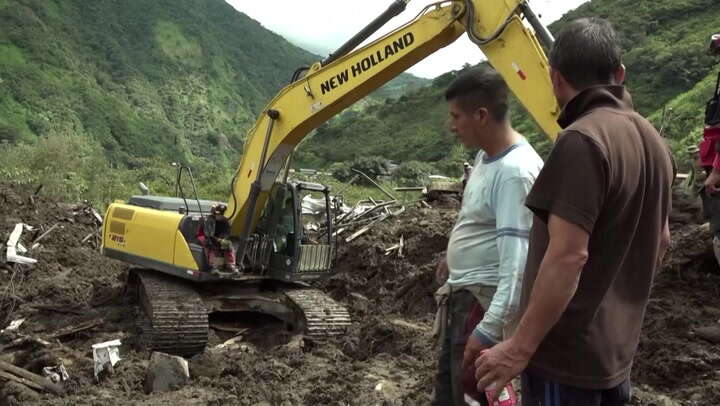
<box><xmin>284</xmin><ymin>289</ymin><xmax>351</xmax><ymax>336</ymax></box>
<box><xmin>134</xmin><ymin>270</ymin><xmax>209</xmax><ymax>356</ymax></box>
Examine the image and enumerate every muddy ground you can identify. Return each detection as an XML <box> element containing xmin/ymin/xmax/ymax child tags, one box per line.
<box><xmin>0</xmin><ymin>182</ymin><xmax>718</xmax><ymax>405</ymax></box>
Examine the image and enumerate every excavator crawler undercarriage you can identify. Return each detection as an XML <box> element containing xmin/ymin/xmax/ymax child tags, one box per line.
<box><xmin>130</xmin><ymin>269</ymin><xmax>351</xmax><ymax>356</ymax></box>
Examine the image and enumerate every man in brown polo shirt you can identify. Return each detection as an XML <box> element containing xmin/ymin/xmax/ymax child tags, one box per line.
<box><xmin>473</xmin><ymin>18</ymin><xmax>674</xmax><ymax>405</ymax></box>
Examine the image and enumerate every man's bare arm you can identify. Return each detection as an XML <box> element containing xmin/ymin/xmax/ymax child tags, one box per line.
<box><xmin>508</xmin><ymin>214</ymin><xmax>589</xmax><ymax>357</ymax></box>
<box><xmin>474</xmin><ymin>214</ymin><xmax>591</xmax><ymax>391</ymax></box>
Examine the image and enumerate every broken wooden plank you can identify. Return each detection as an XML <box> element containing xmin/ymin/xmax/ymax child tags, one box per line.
<box><xmin>346</xmin><ymin>212</ymin><xmax>391</xmax><ymax>243</ymax></box>
<box><xmin>0</xmin><ymin>335</ymin><xmax>52</xmax><ymax>353</ymax></box>
<box><xmin>0</xmin><ymin>360</ymin><xmax>64</xmax><ymax>395</ymax></box>
<box><xmin>81</xmin><ymin>230</ymin><xmax>100</xmax><ymax>243</ymax></box>
<box><xmin>33</xmin><ymin>223</ymin><xmax>59</xmax><ymax>244</ymax></box>
<box><xmin>0</xmin><ymin>369</ymin><xmax>44</xmax><ymax>392</ymax></box>
<box><xmin>394</xmin><ymin>186</ymin><xmax>425</xmax><ymax>192</ymax></box>
<box><xmin>399</xmin><ymin>234</ymin><xmax>404</xmax><ymax>258</ymax></box>
<box><xmin>90</xmin><ymin>208</ymin><xmax>103</xmax><ymax>225</ymax></box>
<box><xmin>47</xmin><ymin>318</ymin><xmax>104</xmax><ymax>340</ymax></box>
<box><xmin>27</xmin><ymin>304</ymin><xmax>85</xmax><ymax>316</ymax></box>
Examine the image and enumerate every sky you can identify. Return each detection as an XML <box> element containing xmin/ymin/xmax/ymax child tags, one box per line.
<box><xmin>227</xmin><ymin>0</ymin><xmax>589</xmax><ymax>78</ymax></box>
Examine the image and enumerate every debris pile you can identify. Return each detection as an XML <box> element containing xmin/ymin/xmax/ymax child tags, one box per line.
<box><xmin>0</xmin><ymin>181</ymin><xmax>717</xmax><ymax>404</ymax></box>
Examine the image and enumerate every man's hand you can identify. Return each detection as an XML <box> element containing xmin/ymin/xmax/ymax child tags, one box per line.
<box><xmin>436</xmin><ymin>258</ymin><xmax>449</xmax><ymax>285</ymax></box>
<box><xmin>474</xmin><ymin>338</ymin><xmax>530</xmax><ymax>400</ymax></box>
<box><xmin>705</xmin><ymin>168</ymin><xmax>720</xmax><ymax>195</ymax></box>
<box><xmin>462</xmin><ymin>334</ymin><xmax>489</xmax><ymax>370</ymax></box>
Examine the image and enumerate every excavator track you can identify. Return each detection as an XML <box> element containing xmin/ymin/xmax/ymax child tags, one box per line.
<box><xmin>133</xmin><ymin>270</ymin><xmax>208</xmax><ymax>356</ymax></box>
<box><xmin>284</xmin><ymin>289</ymin><xmax>351</xmax><ymax>336</ymax></box>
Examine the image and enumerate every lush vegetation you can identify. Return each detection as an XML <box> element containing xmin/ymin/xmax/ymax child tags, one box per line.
<box><xmin>1</xmin><ymin>0</ymin><xmax>718</xmax><ymax>207</ymax></box>
<box><xmin>0</xmin><ymin>0</ymin><xmax>427</xmax><ymax>206</ymax></box>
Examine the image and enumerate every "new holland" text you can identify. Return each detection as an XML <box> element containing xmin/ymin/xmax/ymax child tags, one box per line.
<box><xmin>320</xmin><ymin>32</ymin><xmax>416</xmax><ymax>95</ymax></box>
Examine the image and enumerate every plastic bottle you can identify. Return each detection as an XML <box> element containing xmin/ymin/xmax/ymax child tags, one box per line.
<box><xmin>462</xmin><ymin>350</ymin><xmax>518</xmax><ymax>406</ymax></box>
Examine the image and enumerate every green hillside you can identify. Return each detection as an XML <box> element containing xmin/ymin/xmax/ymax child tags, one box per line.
<box><xmin>0</xmin><ymin>0</ymin><xmax>717</xmax><ymax>204</ymax></box>
<box><xmin>297</xmin><ymin>0</ymin><xmax>720</xmax><ymax>173</ymax></box>
<box><xmin>0</xmin><ymin>0</ymin><xmax>320</xmax><ymax>165</ymax></box>
<box><xmin>0</xmin><ymin>0</ymin><xmax>428</xmax><ymax>203</ymax></box>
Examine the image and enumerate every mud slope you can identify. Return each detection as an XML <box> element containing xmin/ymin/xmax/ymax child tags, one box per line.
<box><xmin>0</xmin><ymin>182</ymin><xmax>717</xmax><ymax>405</ymax></box>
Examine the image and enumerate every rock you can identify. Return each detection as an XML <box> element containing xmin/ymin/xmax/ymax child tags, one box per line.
<box><xmin>389</xmin><ymin>319</ymin><xmax>430</xmax><ymax>333</ymax></box>
<box><xmin>695</xmin><ymin>325</ymin><xmax>720</xmax><ymax>343</ymax></box>
<box><xmin>655</xmin><ymin>395</ymin><xmax>681</xmax><ymax>406</ymax></box>
<box><xmin>189</xmin><ymin>350</ymin><xmax>223</xmax><ymax>378</ymax></box>
<box><xmin>0</xmin><ymin>381</ymin><xmax>41</xmax><ymax>405</ymax></box>
<box><xmin>350</xmin><ymin>292</ymin><xmax>370</xmax><ymax>314</ymax></box>
<box><xmin>283</xmin><ymin>335</ymin><xmax>305</xmax><ymax>354</ymax></box>
<box><xmin>144</xmin><ymin>351</ymin><xmax>190</xmax><ymax>394</ymax></box>
<box><xmin>703</xmin><ymin>306</ymin><xmax>720</xmax><ymax>318</ymax></box>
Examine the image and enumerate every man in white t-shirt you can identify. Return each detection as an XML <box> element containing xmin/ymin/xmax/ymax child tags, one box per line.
<box><xmin>432</xmin><ymin>66</ymin><xmax>543</xmax><ymax>406</ymax></box>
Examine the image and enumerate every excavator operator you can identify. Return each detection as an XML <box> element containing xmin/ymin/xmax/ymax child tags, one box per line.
<box><xmin>198</xmin><ymin>203</ymin><xmax>238</xmax><ymax>275</ymax></box>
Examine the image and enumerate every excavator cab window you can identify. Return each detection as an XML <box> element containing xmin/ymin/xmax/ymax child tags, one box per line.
<box><xmin>298</xmin><ymin>189</ymin><xmax>327</xmax><ymax>245</ymax></box>
<box><xmin>275</xmin><ymin>192</ymin><xmax>297</xmax><ymax>256</ymax></box>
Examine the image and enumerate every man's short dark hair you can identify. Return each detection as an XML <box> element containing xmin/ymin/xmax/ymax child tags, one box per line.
<box><xmin>444</xmin><ymin>66</ymin><xmax>509</xmax><ymax>122</ymax></box>
<box><xmin>549</xmin><ymin>18</ymin><xmax>622</xmax><ymax>90</ymax></box>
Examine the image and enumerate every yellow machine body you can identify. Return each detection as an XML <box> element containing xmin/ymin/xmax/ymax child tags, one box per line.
<box><xmin>103</xmin><ymin>203</ymin><xmax>202</xmax><ymax>279</ymax></box>
<box><xmin>102</xmin><ymin>0</ymin><xmax>561</xmax><ymax>280</ymax></box>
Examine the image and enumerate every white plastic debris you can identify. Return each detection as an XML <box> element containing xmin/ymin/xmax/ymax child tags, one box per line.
<box><xmin>42</xmin><ymin>363</ymin><xmax>69</xmax><ymax>383</ymax></box>
<box><xmin>6</xmin><ymin>223</ymin><xmax>37</xmax><ymax>264</ymax></box>
<box><xmin>92</xmin><ymin>339</ymin><xmax>122</xmax><ymax>381</ymax></box>
<box><xmin>0</xmin><ymin>318</ymin><xmax>25</xmax><ymax>334</ymax></box>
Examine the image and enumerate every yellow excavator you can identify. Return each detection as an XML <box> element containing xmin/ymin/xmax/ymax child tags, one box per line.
<box><xmin>102</xmin><ymin>0</ymin><xmax>562</xmax><ymax>355</ymax></box>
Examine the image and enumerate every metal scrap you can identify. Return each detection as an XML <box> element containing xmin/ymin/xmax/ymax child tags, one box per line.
<box><xmin>384</xmin><ymin>235</ymin><xmax>405</xmax><ymax>257</ymax></box>
<box><xmin>92</xmin><ymin>339</ymin><xmax>122</xmax><ymax>381</ymax></box>
<box><xmin>42</xmin><ymin>364</ymin><xmax>69</xmax><ymax>384</ymax></box>
<box><xmin>351</xmin><ymin>169</ymin><xmax>396</xmax><ymax>201</ymax></box>
<box><xmin>6</xmin><ymin>224</ymin><xmax>37</xmax><ymax>265</ymax></box>
<box><xmin>345</xmin><ymin>206</ymin><xmax>405</xmax><ymax>243</ymax></box>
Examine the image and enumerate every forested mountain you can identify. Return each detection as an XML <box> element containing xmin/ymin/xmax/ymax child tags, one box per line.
<box><xmin>1</xmin><ymin>0</ymin><xmax>716</xmax><ymax>204</ymax></box>
<box><xmin>0</xmin><ymin>0</ymin><xmax>320</xmax><ymax>165</ymax></box>
<box><xmin>0</xmin><ymin>0</ymin><xmax>426</xmax><ymax>202</ymax></box>
<box><xmin>296</xmin><ymin>0</ymin><xmax>720</xmax><ymax>173</ymax></box>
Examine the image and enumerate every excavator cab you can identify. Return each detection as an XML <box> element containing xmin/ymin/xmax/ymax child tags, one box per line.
<box><xmin>249</xmin><ymin>181</ymin><xmax>335</xmax><ymax>282</ymax></box>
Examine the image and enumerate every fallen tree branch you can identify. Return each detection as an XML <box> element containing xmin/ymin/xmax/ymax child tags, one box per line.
<box><xmin>81</xmin><ymin>230</ymin><xmax>100</xmax><ymax>244</ymax></box>
<box><xmin>32</xmin><ymin>223</ymin><xmax>59</xmax><ymax>244</ymax></box>
<box><xmin>0</xmin><ymin>360</ymin><xmax>64</xmax><ymax>395</ymax></box>
<box><xmin>0</xmin><ymin>335</ymin><xmax>52</xmax><ymax>353</ymax></box>
<box><xmin>47</xmin><ymin>318</ymin><xmax>105</xmax><ymax>340</ymax></box>
<box><xmin>0</xmin><ymin>369</ymin><xmax>44</xmax><ymax>392</ymax></box>
<box><xmin>27</xmin><ymin>304</ymin><xmax>85</xmax><ymax>316</ymax></box>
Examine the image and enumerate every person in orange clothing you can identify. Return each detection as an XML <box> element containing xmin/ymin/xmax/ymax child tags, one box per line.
<box><xmin>698</xmin><ymin>33</ymin><xmax>720</xmax><ymax>256</ymax></box>
<box><xmin>197</xmin><ymin>203</ymin><xmax>238</xmax><ymax>274</ymax></box>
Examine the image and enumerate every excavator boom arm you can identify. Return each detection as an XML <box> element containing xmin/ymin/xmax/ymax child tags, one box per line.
<box><xmin>228</xmin><ymin>0</ymin><xmax>561</xmax><ymax>236</ymax></box>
